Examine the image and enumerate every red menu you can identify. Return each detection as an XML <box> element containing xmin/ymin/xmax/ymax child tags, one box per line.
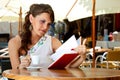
<box><xmin>48</xmin><ymin>53</ymin><xmax>79</xmax><ymax>69</ymax></box>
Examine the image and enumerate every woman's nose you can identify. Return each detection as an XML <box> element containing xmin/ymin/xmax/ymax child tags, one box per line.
<box><xmin>43</xmin><ymin>24</ymin><xmax>49</xmax><ymax>30</ymax></box>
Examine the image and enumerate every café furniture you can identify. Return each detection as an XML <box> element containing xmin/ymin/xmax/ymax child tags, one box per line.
<box><xmin>0</xmin><ymin>47</ymin><xmax>11</xmax><ymax>74</ymax></box>
<box><xmin>81</xmin><ymin>48</ymin><xmax>112</xmax><ymax>68</ymax></box>
<box><xmin>95</xmin><ymin>50</ymin><xmax>120</xmax><ymax>69</ymax></box>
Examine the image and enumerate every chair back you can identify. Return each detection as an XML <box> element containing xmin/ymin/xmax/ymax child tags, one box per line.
<box><xmin>106</xmin><ymin>50</ymin><xmax>120</xmax><ymax>61</ymax></box>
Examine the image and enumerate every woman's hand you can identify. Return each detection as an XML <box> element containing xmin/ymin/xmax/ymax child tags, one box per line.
<box><xmin>74</xmin><ymin>37</ymin><xmax>87</xmax><ymax>56</ymax></box>
<box><xmin>68</xmin><ymin>37</ymin><xmax>87</xmax><ymax>68</ymax></box>
<box><xmin>19</xmin><ymin>55</ymin><xmax>31</xmax><ymax>69</ymax></box>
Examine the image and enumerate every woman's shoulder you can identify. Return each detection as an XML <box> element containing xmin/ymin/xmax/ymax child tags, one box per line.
<box><xmin>8</xmin><ymin>35</ymin><xmax>21</xmax><ymax>45</ymax></box>
<box><xmin>45</xmin><ymin>34</ymin><xmax>61</xmax><ymax>45</ymax></box>
<box><xmin>51</xmin><ymin>36</ymin><xmax>62</xmax><ymax>52</ymax></box>
<box><xmin>8</xmin><ymin>35</ymin><xmax>21</xmax><ymax>51</ymax></box>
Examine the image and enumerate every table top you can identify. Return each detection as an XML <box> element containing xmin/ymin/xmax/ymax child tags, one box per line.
<box><xmin>2</xmin><ymin>68</ymin><xmax>120</xmax><ymax>80</ymax></box>
<box><xmin>95</xmin><ymin>48</ymin><xmax>112</xmax><ymax>53</ymax></box>
<box><xmin>87</xmin><ymin>48</ymin><xmax>112</xmax><ymax>53</ymax></box>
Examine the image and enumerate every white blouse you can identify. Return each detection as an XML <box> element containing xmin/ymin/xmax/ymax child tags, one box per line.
<box><xmin>28</xmin><ymin>35</ymin><xmax>54</xmax><ymax>68</ymax></box>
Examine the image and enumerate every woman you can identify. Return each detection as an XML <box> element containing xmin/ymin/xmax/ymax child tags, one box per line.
<box><xmin>8</xmin><ymin>4</ymin><xmax>86</xmax><ymax>69</ymax></box>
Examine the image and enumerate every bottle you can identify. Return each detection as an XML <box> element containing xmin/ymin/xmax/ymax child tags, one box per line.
<box><xmin>103</xmin><ymin>29</ymin><xmax>108</xmax><ymax>41</ymax></box>
<box><xmin>108</xmin><ymin>32</ymin><xmax>113</xmax><ymax>41</ymax></box>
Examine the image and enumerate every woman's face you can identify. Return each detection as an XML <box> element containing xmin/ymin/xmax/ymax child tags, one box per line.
<box><xmin>30</xmin><ymin>13</ymin><xmax>52</xmax><ymax>37</ymax></box>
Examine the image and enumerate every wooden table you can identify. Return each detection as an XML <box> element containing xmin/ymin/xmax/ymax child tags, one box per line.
<box><xmin>87</xmin><ymin>48</ymin><xmax>112</xmax><ymax>58</ymax></box>
<box><xmin>95</xmin><ymin>48</ymin><xmax>112</xmax><ymax>53</ymax></box>
<box><xmin>2</xmin><ymin>68</ymin><xmax>120</xmax><ymax>80</ymax></box>
<box><xmin>87</xmin><ymin>48</ymin><xmax>112</xmax><ymax>53</ymax></box>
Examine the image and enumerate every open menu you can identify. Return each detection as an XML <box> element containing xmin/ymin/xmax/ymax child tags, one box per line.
<box><xmin>48</xmin><ymin>35</ymin><xmax>79</xmax><ymax>69</ymax></box>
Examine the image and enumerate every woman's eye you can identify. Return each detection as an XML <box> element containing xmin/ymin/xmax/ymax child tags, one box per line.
<box><xmin>48</xmin><ymin>23</ymin><xmax>52</xmax><ymax>26</ymax></box>
<box><xmin>39</xmin><ymin>19</ymin><xmax>52</xmax><ymax>27</ymax></box>
<box><xmin>40</xmin><ymin>20</ymin><xmax>46</xmax><ymax>24</ymax></box>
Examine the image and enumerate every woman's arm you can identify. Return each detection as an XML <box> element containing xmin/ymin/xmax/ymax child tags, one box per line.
<box><xmin>8</xmin><ymin>35</ymin><xmax>21</xmax><ymax>69</ymax></box>
<box><xmin>8</xmin><ymin>35</ymin><xmax>31</xmax><ymax>69</ymax></box>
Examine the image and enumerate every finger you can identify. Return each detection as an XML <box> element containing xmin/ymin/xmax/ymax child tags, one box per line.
<box><xmin>82</xmin><ymin>38</ymin><xmax>87</xmax><ymax>45</ymax></box>
<box><xmin>26</xmin><ymin>55</ymin><xmax>30</xmax><ymax>59</ymax></box>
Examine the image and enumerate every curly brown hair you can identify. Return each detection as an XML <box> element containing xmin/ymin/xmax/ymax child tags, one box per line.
<box><xmin>18</xmin><ymin>4</ymin><xmax>54</xmax><ymax>55</ymax></box>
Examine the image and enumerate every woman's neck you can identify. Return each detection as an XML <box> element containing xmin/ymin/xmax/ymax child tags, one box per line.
<box><xmin>31</xmin><ymin>34</ymin><xmax>42</xmax><ymax>45</ymax></box>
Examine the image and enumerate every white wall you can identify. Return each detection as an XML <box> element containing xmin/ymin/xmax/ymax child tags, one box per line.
<box><xmin>0</xmin><ymin>21</ymin><xmax>18</xmax><ymax>37</ymax></box>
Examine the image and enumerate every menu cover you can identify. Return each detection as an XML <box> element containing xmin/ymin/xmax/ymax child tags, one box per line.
<box><xmin>48</xmin><ymin>35</ymin><xmax>79</xmax><ymax>69</ymax></box>
<box><xmin>48</xmin><ymin>53</ymin><xmax>79</xmax><ymax>69</ymax></box>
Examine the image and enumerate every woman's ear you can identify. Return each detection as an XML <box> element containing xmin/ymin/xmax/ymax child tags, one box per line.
<box><xmin>29</xmin><ymin>14</ymin><xmax>33</xmax><ymax>23</ymax></box>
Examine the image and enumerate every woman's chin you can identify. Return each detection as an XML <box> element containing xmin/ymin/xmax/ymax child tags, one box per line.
<box><xmin>38</xmin><ymin>33</ymin><xmax>45</xmax><ymax>37</ymax></box>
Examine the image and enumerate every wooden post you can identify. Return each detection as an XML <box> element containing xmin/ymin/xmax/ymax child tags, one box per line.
<box><xmin>10</xmin><ymin>22</ymin><xmax>12</xmax><ymax>38</ymax></box>
<box><xmin>65</xmin><ymin>0</ymin><xmax>78</xmax><ymax>19</ymax></box>
<box><xmin>92</xmin><ymin>0</ymin><xmax>96</xmax><ymax>68</ymax></box>
<box><xmin>18</xmin><ymin>6</ymin><xmax>22</xmax><ymax>34</ymax></box>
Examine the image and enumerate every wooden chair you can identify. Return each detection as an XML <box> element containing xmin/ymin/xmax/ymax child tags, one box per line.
<box><xmin>95</xmin><ymin>50</ymin><xmax>120</xmax><ymax>69</ymax></box>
